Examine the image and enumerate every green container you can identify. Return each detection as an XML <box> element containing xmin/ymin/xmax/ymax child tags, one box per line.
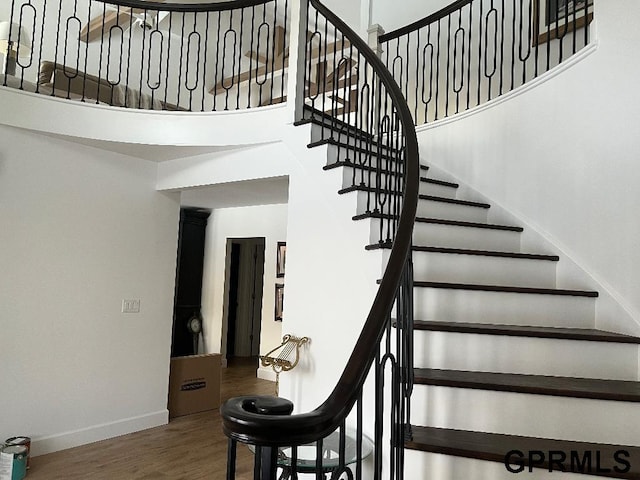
<box><xmin>0</xmin><ymin>445</ymin><xmax>27</xmax><ymax>480</ymax></box>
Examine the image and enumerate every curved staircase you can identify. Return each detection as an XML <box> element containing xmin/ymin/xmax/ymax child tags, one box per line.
<box><xmin>302</xmin><ymin>109</ymin><xmax>640</xmax><ymax>478</ymax></box>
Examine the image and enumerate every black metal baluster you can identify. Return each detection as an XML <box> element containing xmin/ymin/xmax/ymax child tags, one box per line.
<box><xmin>291</xmin><ymin>446</ymin><xmax>299</xmax><ymax>480</ymax></box>
<box><xmin>499</xmin><ymin>0</ymin><xmax>506</xmax><ymax>93</ymax></box>
<box><xmin>315</xmin><ymin>438</ymin><xmax>323</xmax><ymax>480</ymax></box>
<box><xmin>164</xmin><ymin>11</ymin><xmax>173</xmax><ymax>109</ymax></box>
<box><xmin>95</xmin><ymin>1</ymin><xmax>108</xmax><ymax>104</ymax></box>
<box><xmin>477</xmin><ymin>0</ymin><xmax>483</xmax><ymax>105</ymax></box>
<box><xmin>445</xmin><ymin>13</ymin><xmax>452</xmax><ymax>117</ymax></box>
<box><xmin>34</xmin><ymin>0</ymin><xmax>47</xmax><ymax>94</ymax></box>
<box><xmin>466</xmin><ymin>3</ymin><xmax>473</xmax><ymax>111</ymax></box>
<box><xmin>200</xmin><ymin>11</ymin><xmax>210</xmax><ymax>112</ymax></box>
<box><xmin>280</xmin><ymin>0</ymin><xmax>289</xmax><ymax>104</ymax></box>
<box><xmin>139</xmin><ymin>8</ymin><xmax>149</xmax><ymax>109</ymax></box>
<box><xmin>211</xmin><ymin>10</ymin><xmax>221</xmax><ymax>111</ymax></box>
<box><xmin>80</xmin><ymin>0</ymin><xmax>92</xmax><ymax>101</ymax></box>
<box><xmin>269</xmin><ymin>0</ymin><xmax>277</xmax><ymax>104</ymax></box>
<box><xmin>453</xmin><ymin>10</ymin><xmax>465</xmax><ymax>113</ymax></box>
<box><xmin>519</xmin><ymin>0</ymin><xmax>532</xmax><ymax>86</ymax></box>
<box><xmin>434</xmin><ymin>19</ymin><xmax>441</xmax><ymax>120</ymax></box>
<box><xmin>356</xmin><ymin>392</ymin><xmax>364</xmax><ymax>480</ymax></box>
<box><xmin>227</xmin><ymin>439</ymin><xmax>237</xmax><ymax>480</ymax></box>
<box><xmin>414</xmin><ymin>29</ymin><xmax>420</xmax><ymax>122</ymax></box>
<box><xmin>123</xmin><ymin>7</ymin><xmax>133</xmax><ymax>107</ymax></box>
<box><xmin>373</xmin><ymin>349</ymin><xmax>383</xmax><ymax>480</ymax></box>
<box><xmin>236</xmin><ymin>7</ymin><xmax>244</xmax><ymax>109</ymax></box>
<box><xmin>485</xmin><ymin>2</ymin><xmax>498</xmax><ymax>100</ymax></box>
<box><xmin>511</xmin><ymin>0</ymin><xmax>517</xmax><ymax>90</ymax></box>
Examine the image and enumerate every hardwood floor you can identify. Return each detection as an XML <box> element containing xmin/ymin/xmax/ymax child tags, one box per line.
<box><xmin>27</xmin><ymin>357</ymin><xmax>275</xmax><ymax>480</ymax></box>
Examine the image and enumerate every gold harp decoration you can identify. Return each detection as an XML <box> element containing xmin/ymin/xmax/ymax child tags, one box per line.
<box><xmin>260</xmin><ymin>334</ymin><xmax>309</xmax><ymax>395</ymax></box>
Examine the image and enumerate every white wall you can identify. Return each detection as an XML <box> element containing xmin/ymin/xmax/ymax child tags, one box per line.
<box><xmin>0</xmin><ymin>125</ymin><xmax>180</xmax><ymax>455</ymax></box>
<box><xmin>418</xmin><ymin>0</ymin><xmax>640</xmax><ymax>334</ymax></box>
<box><xmin>200</xmin><ymin>204</ymin><xmax>288</xmax><ymax>376</ymax></box>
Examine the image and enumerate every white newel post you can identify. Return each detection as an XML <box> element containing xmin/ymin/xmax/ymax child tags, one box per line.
<box><xmin>285</xmin><ymin>0</ymin><xmax>309</xmax><ymax>123</ymax></box>
<box><xmin>367</xmin><ymin>23</ymin><xmax>385</xmax><ymax>137</ymax></box>
<box><xmin>367</xmin><ymin>23</ymin><xmax>385</xmax><ymax>57</ymax></box>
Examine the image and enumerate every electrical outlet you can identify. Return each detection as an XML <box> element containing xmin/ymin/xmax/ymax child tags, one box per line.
<box><xmin>122</xmin><ymin>299</ymin><xmax>141</xmax><ymax>313</ymax></box>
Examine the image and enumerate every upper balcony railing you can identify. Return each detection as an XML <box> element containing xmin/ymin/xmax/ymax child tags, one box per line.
<box><xmin>379</xmin><ymin>0</ymin><xmax>594</xmax><ymax>125</ymax></box>
<box><xmin>1</xmin><ymin>0</ymin><xmax>289</xmax><ymax>111</ymax></box>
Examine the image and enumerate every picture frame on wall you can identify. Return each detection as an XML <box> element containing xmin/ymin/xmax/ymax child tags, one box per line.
<box><xmin>276</xmin><ymin>241</ymin><xmax>286</xmax><ymax>278</ymax></box>
<box><xmin>534</xmin><ymin>0</ymin><xmax>593</xmax><ymax>45</ymax></box>
<box><xmin>275</xmin><ymin>283</ymin><xmax>284</xmax><ymax>321</ymax></box>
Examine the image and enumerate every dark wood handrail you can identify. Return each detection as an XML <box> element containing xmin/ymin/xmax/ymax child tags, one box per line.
<box><xmin>90</xmin><ymin>0</ymin><xmax>275</xmax><ymax>13</ymax></box>
<box><xmin>379</xmin><ymin>0</ymin><xmax>473</xmax><ymax>42</ymax></box>
<box><xmin>221</xmin><ymin>0</ymin><xmax>420</xmax><ymax>447</ymax></box>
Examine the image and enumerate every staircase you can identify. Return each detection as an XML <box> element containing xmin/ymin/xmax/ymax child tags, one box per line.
<box><xmin>301</xmin><ymin>110</ymin><xmax>640</xmax><ymax>478</ymax></box>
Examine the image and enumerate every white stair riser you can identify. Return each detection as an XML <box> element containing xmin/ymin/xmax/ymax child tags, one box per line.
<box><xmin>324</xmin><ymin>143</ymin><xmax>403</xmax><ymax>170</ymax></box>
<box><xmin>413</xmin><ymin>331</ymin><xmax>639</xmax><ymax>380</ymax></box>
<box><xmin>414</xmin><ymin>288</ymin><xmax>596</xmax><ymax>328</ymax></box>
<box><xmin>310</xmin><ymin>124</ymin><xmax>379</xmax><ymax>145</ymax></box>
<box><xmin>411</xmin><ymin>385</ymin><xmax>640</xmax><ymax>446</ymax></box>
<box><xmin>405</xmin><ymin>450</ymin><xmax>614</xmax><ymax>480</ymax></box>
<box><xmin>412</xmin><ymin>222</ymin><xmax>522</xmax><ymax>251</ymax></box>
<box><xmin>337</xmin><ymin>166</ymin><xmax>456</xmax><ymax>197</ymax></box>
<box><xmin>355</xmin><ymin>192</ymin><xmax>489</xmax><ymax>223</ymax></box>
<box><xmin>409</xmin><ymin>250</ymin><xmax>557</xmax><ymax>288</ymax></box>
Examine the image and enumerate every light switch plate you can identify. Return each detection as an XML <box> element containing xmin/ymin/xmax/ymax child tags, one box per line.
<box><xmin>122</xmin><ymin>299</ymin><xmax>141</xmax><ymax>313</ymax></box>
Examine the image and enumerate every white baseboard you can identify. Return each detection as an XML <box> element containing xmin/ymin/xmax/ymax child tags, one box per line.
<box><xmin>31</xmin><ymin>410</ymin><xmax>169</xmax><ymax>457</ymax></box>
<box><xmin>257</xmin><ymin>367</ymin><xmax>277</xmax><ymax>382</ymax></box>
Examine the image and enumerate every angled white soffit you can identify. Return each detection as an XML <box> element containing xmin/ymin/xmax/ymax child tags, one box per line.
<box><xmin>180</xmin><ymin>176</ymin><xmax>289</xmax><ymax>209</ymax></box>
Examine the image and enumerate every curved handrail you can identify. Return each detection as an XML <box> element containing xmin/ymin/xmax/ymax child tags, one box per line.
<box><xmin>221</xmin><ymin>0</ymin><xmax>420</xmax><ymax>447</ymax></box>
<box><xmin>91</xmin><ymin>0</ymin><xmax>275</xmax><ymax>13</ymax></box>
<box><xmin>379</xmin><ymin>0</ymin><xmax>472</xmax><ymax>43</ymax></box>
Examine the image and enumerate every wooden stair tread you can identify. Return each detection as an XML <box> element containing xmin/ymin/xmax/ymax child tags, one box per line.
<box><xmin>407</xmin><ymin>426</ymin><xmax>640</xmax><ymax>478</ymax></box>
<box><xmin>413</xmin><ymin>368</ymin><xmax>640</xmax><ymax>402</ymax></box>
<box><xmin>414</xmin><ymin>281</ymin><xmax>599</xmax><ymax>297</ymax></box>
<box><xmin>295</xmin><ymin>106</ymin><xmax>375</xmax><ymax>141</ymax></box>
<box><xmin>355</xmin><ymin>213</ymin><xmax>524</xmax><ymax>232</ymax></box>
<box><xmin>413</xmin><ymin>320</ymin><xmax>640</xmax><ymax>344</ymax></box>
<box><xmin>309</xmin><ymin>138</ymin><xmax>402</xmax><ymax>159</ymax></box>
<box><xmin>339</xmin><ymin>186</ymin><xmax>487</xmax><ymax>208</ymax></box>
<box><xmin>367</xmin><ymin>243</ymin><xmax>559</xmax><ymax>261</ymax></box>
<box><xmin>323</xmin><ymin>161</ymin><xmax>455</xmax><ymax>187</ymax></box>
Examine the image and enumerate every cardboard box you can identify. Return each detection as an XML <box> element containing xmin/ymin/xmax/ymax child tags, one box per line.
<box><xmin>168</xmin><ymin>354</ymin><xmax>221</xmax><ymax>418</ymax></box>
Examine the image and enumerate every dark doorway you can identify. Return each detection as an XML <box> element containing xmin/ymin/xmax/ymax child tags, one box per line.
<box><xmin>171</xmin><ymin>208</ymin><xmax>210</xmax><ymax>358</ymax></box>
<box><xmin>224</xmin><ymin>238</ymin><xmax>265</xmax><ymax>361</ymax></box>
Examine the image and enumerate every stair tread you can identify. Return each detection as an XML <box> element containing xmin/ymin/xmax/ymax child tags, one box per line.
<box><xmin>296</xmin><ymin>106</ymin><xmax>375</xmax><ymax>141</ymax></box>
<box><xmin>407</xmin><ymin>426</ymin><xmax>640</xmax><ymax>477</ymax></box>
<box><xmin>367</xmin><ymin>243</ymin><xmax>559</xmax><ymax>260</ymax></box>
<box><xmin>324</xmin><ymin>161</ymin><xmax>455</xmax><ymax>187</ymax></box>
<box><xmin>309</xmin><ymin>138</ymin><xmax>402</xmax><ymax>159</ymax></box>
<box><xmin>414</xmin><ymin>281</ymin><xmax>598</xmax><ymax>297</ymax></box>
<box><xmin>413</xmin><ymin>320</ymin><xmax>640</xmax><ymax>344</ymax></box>
<box><xmin>415</xmin><ymin>217</ymin><xmax>523</xmax><ymax>231</ymax></box>
<box><xmin>413</xmin><ymin>368</ymin><xmax>640</xmax><ymax>401</ymax></box>
<box><xmin>355</xmin><ymin>213</ymin><xmax>524</xmax><ymax>232</ymax></box>
<box><xmin>339</xmin><ymin>186</ymin><xmax>487</xmax><ymax>208</ymax></box>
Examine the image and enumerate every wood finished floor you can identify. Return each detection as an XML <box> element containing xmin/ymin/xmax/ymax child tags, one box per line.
<box><xmin>27</xmin><ymin>357</ymin><xmax>275</xmax><ymax>479</ymax></box>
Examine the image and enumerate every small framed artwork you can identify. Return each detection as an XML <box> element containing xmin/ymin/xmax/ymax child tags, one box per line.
<box><xmin>276</xmin><ymin>242</ymin><xmax>286</xmax><ymax>278</ymax></box>
<box><xmin>275</xmin><ymin>283</ymin><xmax>284</xmax><ymax>321</ymax></box>
<box><xmin>534</xmin><ymin>0</ymin><xmax>593</xmax><ymax>45</ymax></box>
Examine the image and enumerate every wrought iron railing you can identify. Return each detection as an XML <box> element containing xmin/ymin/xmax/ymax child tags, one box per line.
<box><xmin>2</xmin><ymin>0</ymin><xmax>289</xmax><ymax>111</ymax></box>
<box><xmin>221</xmin><ymin>0</ymin><xmax>420</xmax><ymax>478</ymax></box>
<box><xmin>379</xmin><ymin>0</ymin><xmax>594</xmax><ymax>124</ymax></box>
